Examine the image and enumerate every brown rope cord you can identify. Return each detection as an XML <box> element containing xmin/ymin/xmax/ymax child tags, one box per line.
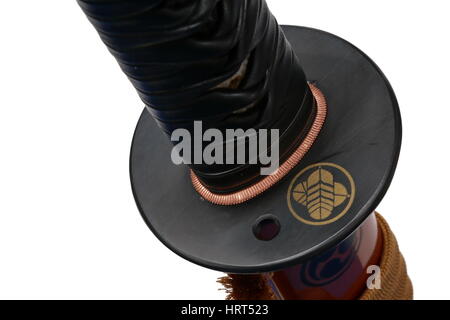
<box><xmin>218</xmin><ymin>213</ymin><xmax>413</xmax><ymax>300</ymax></box>
<box><xmin>359</xmin><ymin>213</ymin><xmax>413</xmax><ymax>300</ymax></box>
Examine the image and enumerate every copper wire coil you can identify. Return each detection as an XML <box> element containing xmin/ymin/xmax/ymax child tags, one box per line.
<box><xmin>190</xmin><ymin>83</ymin><xmax>327</xmax><ymax>206</ymax></box>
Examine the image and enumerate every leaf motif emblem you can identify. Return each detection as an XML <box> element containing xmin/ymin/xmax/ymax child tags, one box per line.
<box><xmin>292</xmin><ymin>168</ymin><xmax>349</xmax><ymax>221</ymax></box>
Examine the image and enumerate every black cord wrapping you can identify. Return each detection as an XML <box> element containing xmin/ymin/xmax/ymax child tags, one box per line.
<box><xmin>78</xmin><ymin>0</ymin><xmax>315</xmax><ymax>193</ymax></box>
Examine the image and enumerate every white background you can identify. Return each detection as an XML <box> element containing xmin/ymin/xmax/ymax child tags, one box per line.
<box><xmin>0</xmin><ymin>1</ymin><xmax>449</xmax><ymax>300</ymax></box>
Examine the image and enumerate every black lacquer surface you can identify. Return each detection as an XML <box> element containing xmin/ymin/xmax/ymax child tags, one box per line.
<box><xmin>130</xmin><ymin>26</ymin><xmax>402</xmax><ymax>273</ymax></box>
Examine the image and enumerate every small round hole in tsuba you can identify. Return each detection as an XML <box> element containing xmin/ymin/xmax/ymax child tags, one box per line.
<box><xmin>252</xmin><ymin>215</ymin><xmax>281</xmax><ymax>241</ymax></box>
